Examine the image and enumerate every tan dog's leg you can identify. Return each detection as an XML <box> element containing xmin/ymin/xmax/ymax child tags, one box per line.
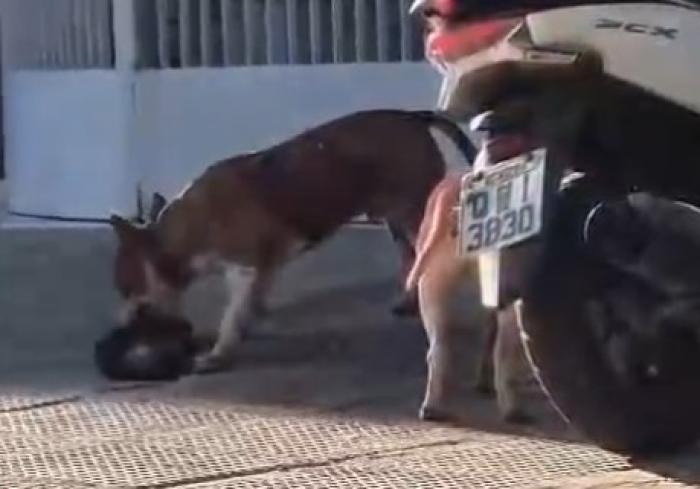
<box><xmin>410</xmin><ymin>176</ymin><xmax>472</xmax><ymax>421</ymax></box>
<box><xmin>494</xmin><ymin>305</ymin><xmax>531</xmax><ymax>422</ymax></box>
<box><xmin>417</xmin><ymin>264</ymin><xmax>463</xmax><ymax>421</ymax></box>
<box><xmin>419</xmin><ymin>302</ymin><xmax>455</xmax><ymax>421</ymax></box>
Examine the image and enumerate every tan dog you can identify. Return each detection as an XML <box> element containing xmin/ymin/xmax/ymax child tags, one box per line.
<box><xmin>407</xmin><ymin>174</ymin><xmax>531</xmax><ymax>422</ymax></box>
<box><xmin>109</xmin><ymin>109</ymin><xmax>473</xmax><ymax>373</ymax></box>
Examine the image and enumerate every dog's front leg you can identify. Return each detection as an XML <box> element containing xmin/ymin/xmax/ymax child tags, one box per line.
<box><xmin>194</xmin><ymin>266</ymin><xmax>258</xmax><ymax>373</ymax></box>
<box><xmin>420</xmin><ymin>324</ymin><xmax>455</xmax><ymax>422</ymax></box>
<box><xmin>417</xmin><ymin>277</ymin><xmax>457</xmax><ymax>422</ymax></box>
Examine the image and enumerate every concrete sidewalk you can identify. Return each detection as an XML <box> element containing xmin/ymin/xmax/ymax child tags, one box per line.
<box><xmin>0</xmin><ymin>222</ymin><xmax>698</xmax><ymax>488</ymax></box>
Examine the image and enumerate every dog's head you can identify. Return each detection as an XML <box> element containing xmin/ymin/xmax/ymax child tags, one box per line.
<box><xmin>110</xmin><ymin>193</ymin><xmax>192</xmax><ymax>324</ymax></box>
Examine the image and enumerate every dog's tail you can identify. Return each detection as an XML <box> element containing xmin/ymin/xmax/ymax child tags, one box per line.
<box><xmin>413</xmin><ymin>110</ymin><xmax>477</xmax><ymax>167</ymax></box>
<box><xmin>405</xmin><ymin>174</ymin><xmax>462</xmax><ymax>292</ymax></box>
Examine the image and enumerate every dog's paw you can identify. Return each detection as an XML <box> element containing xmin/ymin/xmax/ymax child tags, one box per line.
<box><xmin>192</xmin><ymin>352</ymin><xmax>235</xmax><ymax>374</ymax></box>
<box><xmin>419</xmin><ymin>405</ymin><xmax>453</xmax><ymax>423</ymax></box>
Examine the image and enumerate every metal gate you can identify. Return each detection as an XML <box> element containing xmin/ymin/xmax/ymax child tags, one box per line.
<box><xmin>1</xmin><ymin>0</ymin><xmax>114</xmax><ymax>70</ymax></box>
<box><xmin>1</xmin><ymin>0</ymin><xmax>422</xmax><ymax>70</ymax></box>
<box><xmin>132</xmin><ymin>0</ymin><xmax>424</xmax><ymax>68</ymax></box>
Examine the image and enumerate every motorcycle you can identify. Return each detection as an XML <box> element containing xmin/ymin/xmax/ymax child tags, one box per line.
<box><xmin>410</xmin><ymin>0</ymin><xmax>700</xmax><ymax>454</ymax></box>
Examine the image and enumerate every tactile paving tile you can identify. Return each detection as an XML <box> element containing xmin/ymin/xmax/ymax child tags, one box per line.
<box><xmin>182</xmin><ymin>435</ymin><xmax>631</xmax><ymax>489</ymax></box>
<box><xmin>0</xmin><ymin>389</ymin><xmax>80</xmax><ymax>413</ymax></box>
<box><xmin>0</xmin><ymin>396</ymin><xmax>634</xmax><ymax>488</ymax></box>
<box><xmin>0</xmin><ymin>479</ymin><xmax>95</xmax><ymax>489</ymax></box>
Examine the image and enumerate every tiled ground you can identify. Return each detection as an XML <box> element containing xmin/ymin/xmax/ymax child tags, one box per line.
<box><xmin>1</xmin><ymin>224</ymin><xmax>698</xmax><ymax>488</ymax></box>
<box><xmin>1</xmin><ymin>289</ymin><xmax>698</xmax><ymax>488</ymax></box>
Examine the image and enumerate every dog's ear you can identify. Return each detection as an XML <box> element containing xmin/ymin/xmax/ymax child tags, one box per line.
<box><xmin>149</xmin><ymin>193</ymin><xmax>168</xmax><ymax>224</ymax></box>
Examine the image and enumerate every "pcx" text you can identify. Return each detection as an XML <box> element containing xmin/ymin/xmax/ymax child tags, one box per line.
<box><xmin>595</xmin><ymin>18</ymin><xmax>678</xmax><ymax>40</ymax></box>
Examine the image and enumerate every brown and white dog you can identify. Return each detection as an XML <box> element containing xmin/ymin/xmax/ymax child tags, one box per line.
<box><xmin>406</xmin><ymin>173</ymin><xmax>531</xmax><ymax>422</ymax></box>
<box><xmin>109</xmin><ymin>109</ymin><xmax>473</xmax><ymax>374</ymax></box>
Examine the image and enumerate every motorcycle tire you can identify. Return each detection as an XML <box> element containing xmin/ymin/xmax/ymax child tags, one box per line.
<box><xmin>514</xmin><ymin>183</ymin><xmax>700</xmax><ymax>455</ymax></box>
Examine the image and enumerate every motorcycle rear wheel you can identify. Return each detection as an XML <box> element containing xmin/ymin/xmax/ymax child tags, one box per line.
<box><xmin>515</xmin><ymin>188</ymin><xmax>700</xmax><ymax>455</ymax></box>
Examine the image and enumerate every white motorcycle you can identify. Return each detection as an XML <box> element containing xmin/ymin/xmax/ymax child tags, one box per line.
<box><xmin>411</xmin><ymin>0</ymin><xmax>700</xmax><ymax>454</ymax></box>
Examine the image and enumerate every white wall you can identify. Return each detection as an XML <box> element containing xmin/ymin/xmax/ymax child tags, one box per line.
<box><xmin>4</xmin><ymin>70</ymin><xmax>137</xmax><ymax>219</ymax></box>
<box><xmin>4</xmin><ymin>63</ymin><xmax>440</xmax><ymax>219</ymax></box>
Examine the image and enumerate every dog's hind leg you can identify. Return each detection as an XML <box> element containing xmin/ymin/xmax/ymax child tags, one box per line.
<box><xmin>387</xmin><ymin>221</ymin><xmax>420</xmax><ymax>317</ymax></box>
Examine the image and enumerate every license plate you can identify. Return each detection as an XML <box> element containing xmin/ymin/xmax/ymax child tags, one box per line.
<box><xmin>458</xmin><ymin>148</ymin><xmax>546</xmax><ymax>257</ymax></box>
